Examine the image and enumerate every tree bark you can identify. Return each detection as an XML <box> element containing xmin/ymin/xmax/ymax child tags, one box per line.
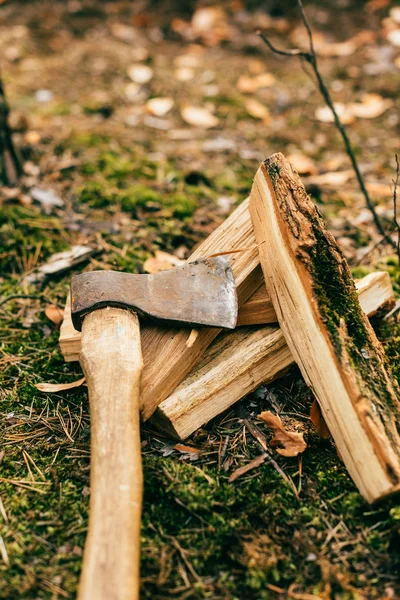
<box><xmin>249</xmin><ymin>153</ymin><xmax>400</xmax><ymax>503</ymax></box>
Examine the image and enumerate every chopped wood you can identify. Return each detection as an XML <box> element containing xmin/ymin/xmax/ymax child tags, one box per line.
<box><xmin>249</xmin><ymin>152</ymin><xmax>400</xmax><ymax>503</ymax></box>
<box><xmin>60</xmin><ymin>200</ymin><xmax>262</xmax><ymax>419</ymax></box>
<box><xmin>152</xmin><ymin>271</ymin><xmax>385</xmax><ymax>440</ymax></box>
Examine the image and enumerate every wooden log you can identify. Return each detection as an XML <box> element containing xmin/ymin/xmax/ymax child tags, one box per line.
<box><xmin>152</xmin><ymin>272</ymin><xmax>394</xmax><ymax>440</ymax></box>
<box><xmin>249</xmin><ymin>152</ymin><xmax>400</xmax><ymax>503</ymax></box>
<box><xmin>60</xmin><ymin>199</ymin><xmax>263</xmax><ymax>419</ymax></box>
<box><xmin>59</xmin><ymin>269</ymin><xmax>395</xmax><ymax>362</ymax></box>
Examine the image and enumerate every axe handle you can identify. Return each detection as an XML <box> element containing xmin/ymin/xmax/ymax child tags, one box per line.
<box><xmin>78</xmin><ymin>307</ymin><xmax>143</xmax><ymax>600</ymax></box>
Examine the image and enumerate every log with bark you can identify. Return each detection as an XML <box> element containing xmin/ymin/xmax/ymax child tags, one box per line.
<box><xmin>152</xmin><ymin>272</ymin><xmax>394</xmax><ymax>440</ymax></box>
<box><xmin>249</xmin><ymin>152</ymin><xmax>400</xmax><ymax>503</ymax></box>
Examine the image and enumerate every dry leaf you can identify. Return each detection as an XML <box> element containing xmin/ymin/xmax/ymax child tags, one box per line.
<box><xmin>175</xmin><ymin>67</ymin><xmax>194</xmax><ymax>81</ymax></box>
<box><xmin>287</xmin><ymin>153</ymin><xmax>317</xmax><ymax>176</ymax></box>
<box><xmin>245</xmin><ymin>99</ymin><xmax>271</xmax><ymax>123</ymax></box>
<box><xmin>174</xmin><ymin>444</ymin><xmax>201</xmax><ymax>454</ymax></box>
<box><xmin>258</xmin><ymin>411</ymin><xmax>307</xmax><ymax>457</ymax></box>
<box><xmin>192</xmin><ymin>7</ymin><xmax>225</xmax><ymax>36</ymax></box>
<box><xmin>143</xmin><ymin>250</ymin><xmax>185</xmax><ymax>274</ymax></box>
<box><xmin>35</xmin><ymin>377</ymin><xmax>86</xmax><ymax>392</ymax></box>
<box><xmin>127</xmin><ymin>64</ymin><xmax>153</xmax><ymax>84</ymax></box>
<box><xmin>237</xmin><ymin>73</ymin><xmax>276</xmax><ymax>94</ymax></box>
<box><xmin>315</xmin><ymin>103</ymin><xmax>355</xmax><ymax>125</ymax></box>
<box><xmin>387</xmin><ymin>29</ymin><xmax>400</xmax><ymax>47</ymax></box>
<box><xmin>348</xmin><ymin>93</ymin><xmax>392</xmax><ymax>119</ymax></box>
<box><xmin>310</xmin><ymin>399</ymin><xmax>330</xmax><ymax>439</ymax></box>
<box><xmin>145</xmin><ymin>97</ymin><xmax>174</xmax><ymax>117</ymax></box>
<box><xmin>45</xmin><ymin>304</ymin><xmax>64</xmax><ymax>326</ymax></box>
<box><xmin>229</xmin><ymin>454</ymin><xmax>266</xmax><ymax>482</ymax></box>
<box><xmin>180</xmin><ymin>105</ymin><xmax>219</xmax><ymax>128</ymax></box>
<box><xmin>307</xmin><ymin>170</ymin><xmax>353</xmax><ymax>187</ymax></box>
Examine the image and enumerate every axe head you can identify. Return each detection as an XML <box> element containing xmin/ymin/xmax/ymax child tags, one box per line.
<box><xmin>71</xmin><ymin>256</ymin><xmax>237</xmax><ymax>332</ymax></box>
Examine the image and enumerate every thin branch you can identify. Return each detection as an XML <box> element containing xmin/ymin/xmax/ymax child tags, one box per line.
<box><xmin>258</xmin><ymin>0</ymin><xmax>395</xmax><ymax>249</ymax></box>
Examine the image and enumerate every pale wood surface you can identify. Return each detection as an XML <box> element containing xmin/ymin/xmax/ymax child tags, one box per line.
<box><xmin>61</xmin><ymin>199</ymin><xmax>263</xmax><ymax>419</ymax></box>
<box><xmin>60</xmin><ymin>268</ymin><xmax>395</xmax><ymax>362</ymax></box>
<box><xmin>249</xmin><ymin>153</ymin><xmax>400</xmax><ymax>503</ymax></box>
<box><xmin>152</xmin><ymin>273</ymin><xmax>392</xmax><ymax>440</ymax></box>
<box><xmin>78</xmin><ymin>308</ymin><xmax>143</xmax><ymax>600</ymax></box>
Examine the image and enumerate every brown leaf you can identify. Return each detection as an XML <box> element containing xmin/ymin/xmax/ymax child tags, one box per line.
<box><xmin>229</xmin><ymin>454</ymin><xmax>266</xmax><ymax>482</ymax></box>
<box><xmin>174</xmin><ymin>444</ymin><xmax>201</xmax><ymax>454</ymax></box>
<box><xmin>245</xmin><ymin>99</ymin><xmax>271</xmax><ymax>124</ymax></box>
<box><xmin>143</xmin><ymin>251</ymin><xmax>185</xmax><ymax>274</ymax></box>
<box><xmin>310</xmin><ymin>399</ymin><xmax>331</xmax><ymax>439</ymax></box>
<box><xmin>35</xmin><ymin>377</ymin><xmax>86</xmax><ymax>392</ymax></box>
<box><xmin>258</xmin><ymin>411</ymin><xmax>307</xmax><ymax>457</ymax></box>
<box><xmin>127</xmin><ymin>64</ymin><xmax>153</xmax><ymax>84</ymax></box>
<box><xmin>287</xmin><ymin>153</ymin><xmax>318</xmax><ymax>176</ymax></box>
<box><xmin>45</xmin><ymin>304</ymin><xmax>64</xmax><ymax>326</ymax></box>
<box><xmin>237</xmin><ymin>73</ymin><xmax>276</xmax><ymax>94</ymax></box>
<box><xmin>180</xmin><ymin>105</ymin><xmax>219</xmax><ymax>128</ymax></box>
<box><xmin>145</xmin><ymin>97</ymin><xmax>174</xmax><ymax>117</ymax></box>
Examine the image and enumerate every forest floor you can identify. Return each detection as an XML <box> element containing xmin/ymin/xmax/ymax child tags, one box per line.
<box><xmin>1</xmin><ymin>1</ymin><xmax>400</xmax><ymax>598</ymax></box>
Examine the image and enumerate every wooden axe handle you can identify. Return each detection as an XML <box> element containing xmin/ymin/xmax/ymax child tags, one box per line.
<box><xmin>78</xmin><ymin>307</ymin><xmax>143</xmax><ymax>600</ymax></box>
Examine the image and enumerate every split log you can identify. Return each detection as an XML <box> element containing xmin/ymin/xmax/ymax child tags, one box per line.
<box><xmin>60</xmin><ymin>199</ymin><xmax>262</xmax><ymax>419</ymax></box>
<box><xmin>59</xmin><ymin>268</ymin><xmax>395</xmax><ymax>361</ymax></box>
<box><xmin>249</xmin><ymin>153</ymin><xmax>400</xmax><ymax>503</ymax></box>
<box><xmin>151</xmin><ymin>272</ymin><xmax>394</xmax><ymax>440</ymax></box>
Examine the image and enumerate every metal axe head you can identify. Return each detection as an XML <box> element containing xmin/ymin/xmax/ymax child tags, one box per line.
<box><xmin>70</xmin><ymin>256</ymin><xmax>237</xmax><ymax>332</ymax></box>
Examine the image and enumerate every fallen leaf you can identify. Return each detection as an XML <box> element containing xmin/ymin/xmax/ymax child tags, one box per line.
<box><xmin>309</xmin><ymin>399</ymin><xmax>330</xmax><ymax>439</ymax></box>
<box><xmin>35</xmin><ymin>377</ymin><xmax>85</xmax><ymax>392</ymax></box>
<box><xmin>30</xmin><ymin>187</ymin><xmax>64</xmax><ymax>212</ymax></box>
<box><xmin>237</xmin><ymin>73</ymin><xmax>276</xmax><ymax>94</ymax></box>
<box><xmin>387</xmin><ymin>29</ymin><xmax>400</xmax><ymax>47</ymax></box>
<box><xmin>245</xmin><ymin>99</ymin><xmax>271</xmax><ymax>123</ymax></box>
<box><xmin>127</xmin><ymin>64</ymin><xmax>153</xmax><ymax>84</ymax></box>
<box><xmin>306</xmin><ymin>170</ymin><xmax>353</xmax><ymax>186</ymax></box>
<box><xmin>174</xmin><ymin>444</ymin><xmax>201</xmax><ymax>454</ymax></box>
<box><xmin>391</xmin><ymin>7</ymin><xmax>400</xmax><ymax>24</ymax></box>
<box><xmin>24</xmin><ymin>131</ymin><xmax>41</xmax><ymax>145</ymax></box>
<box><xmin>258</xmin><ymin>411</ymin><xmax>307</xmax><ymax>457</ymax></box>
<box><xmin>175</xmin><ymin>67</ymin><xmax>195</xmax><ymax>81</ymax></box>
<box><xmin>145</xmin><ymin>97</ymin><xmax>174</xmax><ymax>117</ymax></box>
<box><xmin>45</xmin><ymin>304</ymin><xmax>64</xmax><ymax>326</ymax></box>
<box><xmin>192</xmin><ymin>6</ymin><xmax>225</xmax><ymax>35</ymax></box>
<box><xmin>180</xmin><ymin>105</ymin><xmax>219</xmax><ymax>128</ymax></box>
<box><xmin>315</xmin><ymin>103</ymin><xmax>355</xmax><ymax>125</ymax></box>
<box><xmin>287</xmin><ymin>153</ymin><xmax>317</xmax><ymax>175</ymax></box>
<box><xmin>26</xmin><ymin>245</ymin><xmax>98</xmax><ymax>284</ymax></box>
<box><xmin>348</xmin><ymin>93</ymin><xmax>392</xmax><ymax>119</ymax></box>
<box><xmin>229</xmin><ymin>454</ymin><xmax>266</xmax><ymax>482</ymax></box>
<box><xmin>143</xmin><ymin>250</ymin><xmax>185</xmax><ymax>274</ymax></box>
<box><xmin>191</xmin><ymin>6</ymin><xmax>232</xmax><ymax>45</ymax></box>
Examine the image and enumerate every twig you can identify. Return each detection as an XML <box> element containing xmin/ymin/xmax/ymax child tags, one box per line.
<box><xmin>258</xmin><ymin>0</ymin><xmax>395</xmax><ymax>248</ymax></box>
<box><xmin>392</xmin><ymin>154</ymin><xmax>400</xmax><ymax>264</ymax></box>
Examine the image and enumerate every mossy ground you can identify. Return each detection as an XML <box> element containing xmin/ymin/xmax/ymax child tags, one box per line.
<box><xmin>1</xmin><ymin>1</ymin><xmax>400</xmax><ymax>598</ymax></box>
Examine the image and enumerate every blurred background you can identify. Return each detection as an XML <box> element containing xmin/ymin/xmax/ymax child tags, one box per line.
<box><xmin>1</xmin><ymin>1</ymin><xmax>400</xmax><ymax>599</ymax></box>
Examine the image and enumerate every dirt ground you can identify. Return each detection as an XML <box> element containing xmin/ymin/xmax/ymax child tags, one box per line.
<box><xmin>1</xmin><ymin>1</ymin><xmax>400</xmax><ymax>598</ymax></box>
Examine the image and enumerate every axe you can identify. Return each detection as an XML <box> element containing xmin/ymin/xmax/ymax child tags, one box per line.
<box><xmin>70</xmin><ymin>256</ymin><xmax>237</xmax><ymax>600</ymax></box>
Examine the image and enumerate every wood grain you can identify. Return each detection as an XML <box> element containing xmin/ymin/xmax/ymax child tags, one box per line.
<box><xmin>78</xmin><ymin>308</ymin><xmax>143</xmax><ymax>600</ymax></box>
<box><xmin>249</xmin><ymin>152</ymin><xmax>400</xmax><ymax>503</ymax></box>
<box><xmin>152</xmin><ymin>272</ymin><xmax>393</xmax><ymax>440</ymax></box>
<box><xmin>61</xmin><ymin>199</ymin><xmax>263</xmax><ymax>419</ymax></box>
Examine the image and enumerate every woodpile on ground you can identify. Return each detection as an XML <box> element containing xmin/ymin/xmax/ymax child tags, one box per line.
<box><xmin>59</xmin><ymin>153</ymin><xmax>399</xmax><ymax>504</ymax></box>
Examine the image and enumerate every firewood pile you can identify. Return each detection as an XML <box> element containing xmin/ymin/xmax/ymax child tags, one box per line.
<box><xmin>59</xmin><ymin>153</ymin><xmax>400</xmax><ymax>504</ymax></box>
